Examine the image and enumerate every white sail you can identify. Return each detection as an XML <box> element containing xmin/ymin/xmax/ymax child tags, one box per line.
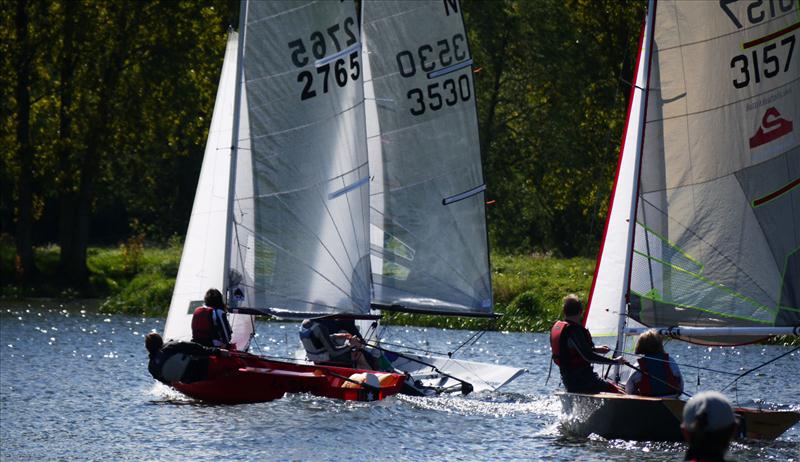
<box><xmin>227</xmin><ymin>0</ymin><xmax>371</xmax><ymax>317</ymax></box>
<box><xmin>588</xmin><ymin>0</ymin><xmax>800</xmax><ymax>346</ymax></box>
<box><xmin>362</xmin><ymin>0</ymin><xmax>493</xmax><ymax>316</ymax></box>
<box><xmin>584</xmin><ymin>4</ymin><xmax>655</xmax><ymax>340</ymax></box>
<box><xmin>165</xmin><ymin>32</ymin><xmax>254</xmax><ymax>348</ymax></box>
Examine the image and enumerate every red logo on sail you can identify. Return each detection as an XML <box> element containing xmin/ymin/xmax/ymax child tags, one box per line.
<box><xmin>749</xmin><ymin>107</ymin><xmax>793</xmax><ymax>149</ymax></box>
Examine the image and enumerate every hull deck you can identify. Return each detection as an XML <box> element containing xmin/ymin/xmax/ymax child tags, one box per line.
<box><xmin>172</xmin><ymin>351</ymin><xmax>406</xmax><ymax>404</ymax></box>
<box><xmin>558</xmin><ymin>391</ymin><xmax>800</xmax><ymax>441</ymax></box>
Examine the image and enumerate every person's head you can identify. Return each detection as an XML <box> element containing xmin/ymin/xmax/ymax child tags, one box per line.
<box><xmin>634</xmin><ymin>329</ymin><xmax>665</xmax><ymax>355</ymax></box>
<box><xmin>145</xmin><ymin>332</ymin><xmax>164</xmax><ymax>355</ymax></box>
<box><xmin>681</xmin><ymin>391</ymin><xmax>737</xmax><ymax>458</ymax></box>
<box><xmin>562</xmin><ymin>294</ymin><xmax>583</xmax><ymax>319</ymax></box>
<box><xmin>204</xmin><ymin>288</ymin><xmax>224</xmax><ymax>309</ymax></box>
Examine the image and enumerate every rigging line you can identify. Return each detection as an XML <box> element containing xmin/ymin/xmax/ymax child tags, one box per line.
<box><xmin>247</xmin><ymin>99</ymin><xmax>365</xmax><ymax>138</ymax></box>
<box><xmin>451</xmin><ymin>329</ymin><xmax>487</xmax><ymax>356</ymax></box>
<box><xmin>248</xmin><ymin>161</ymin><xmax>369</xmax><ymax>199</ymax></box>
<box><xmin>233</xmin><ymin>280</ymin><xmax>367</xmax><ymax>312</ymax></box>
<box><xmin>319</xmin><ymin>178</ymin><xmax>371</xmax><ymax>294</ymax></box>
<box><xmin>637</xmin><ymin>195</ymin><xmax>775</xmax><ymax>306</ymax></box>
<box><xmin>626</xmin><ymin>361</ymin><xmax>693</xmax><ymax>398</ymax></box>
<box><xmin>369</xmin><ymin>206</ymin><xmax>489</xmax><ymax>299</ymax></box>
<box><xmin>372</xmin><ymin>339</ymin><xmax>451</xmax><ymax>356</ymax></box>
<box><xmin>229</xmin><ymin>217</ymin><xmax>361</xmax><ymax>306</ymax></box>
<box><xmin>720</xmin><ymin>346</ymin><xmax>800</xmax><ymax>393</ymax></box>
<box><xmin>618</xmin><ymin>350</ymin><xmax>739</xmax><ymax>376</ymax></box>
<box><xmin>274</xmin><ymin>190</ymin><xmax>364</xmax><ymax>299</ymax></box>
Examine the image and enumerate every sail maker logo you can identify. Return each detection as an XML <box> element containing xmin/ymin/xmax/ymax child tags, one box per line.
<box><xmin>749</xmin><ymin>107</ymin><xmax>793</xmax><ymax>149</ymax></box>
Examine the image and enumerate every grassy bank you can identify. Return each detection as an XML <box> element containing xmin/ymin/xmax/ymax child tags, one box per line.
<box><xmin>3</xmin><ymin>240</ymin><xmax>798</xmax><ymax>345</ymax></box>
<box><xmin>1</xmin><ymin>237</ymin><xmax>181</xmax><ymax>317</ymax></box>
<box><xmin>1</xmin><ymin>239</ymin><xmax>591</xmax><ymax>331</ymax></box>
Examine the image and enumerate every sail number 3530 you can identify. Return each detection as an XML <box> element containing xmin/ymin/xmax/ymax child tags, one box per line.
<box><xmin>396</xmin><ymin>34</ymin><xmax>472</xmax><ymax>116</ymax></box>
<box><xmin>287</xmin><ymin>17</ymin><xmax>360</xmax><ymax>101</ymax></box>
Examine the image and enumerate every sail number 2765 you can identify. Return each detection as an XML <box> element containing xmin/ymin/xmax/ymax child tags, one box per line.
<box><xmin>287</xmin><ymin>17</ymin><xmax>361</xmax><ymax>101</ymax></box>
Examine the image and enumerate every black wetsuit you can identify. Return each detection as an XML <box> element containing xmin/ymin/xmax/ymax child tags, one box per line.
<box><xmin>148</xmin><ymin>341</ymin><xmax>220</xmax><ymax>385</ymax></box>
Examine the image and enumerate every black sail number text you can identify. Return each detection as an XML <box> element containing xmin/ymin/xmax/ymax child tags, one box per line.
<box><xmin>407</xmin><ymin>74</ymin><xmax>471</xmax><ymax>116</ymax></box>
<box><xmin>288</xmin><ymin>17</ymin><xmax>360</xmax><ymax>101</ymax></box>
<box><xmin>731</xmin><ymin>33</ymin><xmax>795</xmax><ymax>89</ymax></box>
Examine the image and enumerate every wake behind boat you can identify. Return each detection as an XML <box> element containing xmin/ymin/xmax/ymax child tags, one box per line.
<box><xmin>554</xmin><ymin>0</ymin><xmax>799</xmax><ymax>441</ymax></box>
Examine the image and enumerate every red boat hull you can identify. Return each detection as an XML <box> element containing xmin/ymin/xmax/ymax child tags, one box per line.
<box><xmin>171</xmin><ymin>352</ymin><xmax>406</xmax><ymax>404</ymax></box>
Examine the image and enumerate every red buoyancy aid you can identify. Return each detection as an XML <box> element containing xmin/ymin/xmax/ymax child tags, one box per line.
<box><xmin>191</xmin><ymin>306</ymin><xmax>215</xmax><ymax>346</ymax></box>
<box><xmin>636</xmin><ymin>352</ymin><xmax>682</xmax><ymax>396</ymax></box>
<box><xmin>550</xmin><ymin>320</ymin><xmax>591</xmax><ymax>369</ymax></box>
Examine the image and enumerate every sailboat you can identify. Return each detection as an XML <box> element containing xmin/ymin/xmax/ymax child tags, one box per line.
<box><xmin>159</xmin><ymin>1</ymin><xmax>406</xmax><ymax>404</ymax></box>
<box><xmin>557</xmin><ymin>0</ymin><xmax>800</xmax><ymax>441</ymax></box>
<box><xmin>348</xmin><ymin>0</ymin><xmax>525</xmax><ymax>394</ymax></box>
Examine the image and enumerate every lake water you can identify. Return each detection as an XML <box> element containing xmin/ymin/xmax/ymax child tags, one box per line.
<box><xmin>1</xmin><ymin>301</ymin><xmax>798</xmax><ymax>461</ymax></box>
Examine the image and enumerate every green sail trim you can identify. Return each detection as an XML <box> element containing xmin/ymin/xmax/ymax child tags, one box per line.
<box><xmin>633</xmin><ymin>249</ymin><xmax>776</xmax><ymax>322</ymax></box>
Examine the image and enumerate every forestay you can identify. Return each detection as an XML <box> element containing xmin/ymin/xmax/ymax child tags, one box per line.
<box><xmin>226</xmin><ymin>0</ymin><xmax>371</xmax><ymax>318</ymax></box>
<box><xmin>362</xmin><ymin>0</ymin><xmax>493</xmax><ymax>316</ymax></box>
<box><xmin>165</xmin><ymin>33</ymin><xmax>255</xmax><ymax>349</ymax></box>
<box><xmin>588</xmin><ymin>0</ymin><xmax>800</xmax><ymax>345</ymax></box>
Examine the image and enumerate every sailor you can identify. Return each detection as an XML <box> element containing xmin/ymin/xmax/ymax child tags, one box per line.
<box><xmin>191</xmin><ymin>288</ymin><xmax>233</xmax><ymax>349</ymax></box>
<box><xmin>299</xmin><ymin>318</ymin><xmax>378</xmax><ymax>370</ymax></box>
<box><xmin>549</xmin><ymin>294</ymin><xmax>627</xmax><ymax>393</ymax></box>
<box><xmin>145</xmin><ymin>332</ymin><xmax>229</xmax><ymax>385</ymax></box>
<box><xmin>625</xmin><ymin>329</ymin><xmax>684</xmax><ymax>397</ymax></box>
<box><xmin>682</xmin><ymin>391</ymin><xmax>738</xmax><ymax>462</ymax></box>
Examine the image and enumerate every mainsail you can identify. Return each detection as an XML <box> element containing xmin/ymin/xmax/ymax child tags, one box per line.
<box><xmin>587</xmin><ymin>0</ymin><xmax>800</xmax><ymax>345</ymax></box>
<box><xmin>164</xmin><ymin>32</ymin><xmax>255</xmax><ymax>349</ymax></box>
<box><xmin>362</xmin><ymin>0</ymin><xmax>494</xmax><ymax>317</ymax></box>
<box><xmin>226</xmin><ymin>0</ymin><xmax>371</xmax><ymax>318</ymax></box>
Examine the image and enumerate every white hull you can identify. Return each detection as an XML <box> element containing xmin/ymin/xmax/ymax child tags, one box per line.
<box><xmin>386</xmin><ymin>352</ymin><xmax>525</xmax><ymax>394</ymax></box>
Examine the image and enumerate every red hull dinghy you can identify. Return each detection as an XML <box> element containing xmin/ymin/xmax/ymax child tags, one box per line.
<box><xmin>171</xmin><ymin>351</ymin><xmax>406</xmax><ymax>404</ymax></box>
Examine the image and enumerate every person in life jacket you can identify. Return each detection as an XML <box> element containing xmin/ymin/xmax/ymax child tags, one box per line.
<box><xmin>681</xmin><ymin>391</ymin><xmax>738</xmax><ymax>462</ymax></box>
<box><xmin>625</xmin><ymin>329</ymin><xmax>684</xmax><ymax>397</ymax></box>
<box><xmin>299</xmin><ymin>318</ymin><xmax>380</xmax><ymax>370</ymax></box>
<box><xmin>550</xmin><ymin>294</ymin><xmax>627</xmax><ymax>393</ymax></box>
<box><xmin>145</xmin><ymin>332</ymin><xmax>229</xmax><ymax>385</ymax></box>
<box><xmin>191</xmin><ymin>288</ymin><xmax>233</xmax><ymax>349</ymax></box>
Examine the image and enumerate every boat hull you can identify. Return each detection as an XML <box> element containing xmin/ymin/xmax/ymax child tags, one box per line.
<box><xmin>557</xmin><ymin>392</ymin><xmax>800</xmax><ymax>441</ymax></box>
<box><xmin>171</xmin><ymin>351</ymin><xmax>406</xmax><ymax>404</ymax></box>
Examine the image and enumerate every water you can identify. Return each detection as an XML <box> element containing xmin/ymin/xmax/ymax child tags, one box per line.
<box><xmin>1</xmin><ymin>301</ymin><xmax>798</xmax><ymax>461</ymax></box>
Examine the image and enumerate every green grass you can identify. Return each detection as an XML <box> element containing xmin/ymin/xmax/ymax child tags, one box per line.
<box><xmin>385</xmin><ymin>254</ymin><xmax>595</xmax><ymax>332</ymax></box>
<box><xmin>1</xmin><ymin>235</ymin><xmax>181</xmax><ymax>316</ymax></box>
<box><xmin>4</xmin><ymin>239</ymin><xmax>798</xmax><ymax>343</ymax></box>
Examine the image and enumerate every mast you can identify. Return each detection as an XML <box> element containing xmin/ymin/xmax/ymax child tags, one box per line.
<box><xmin>222</xmin><ymin>0</ymin><xmax>248</xmax><ymax>304</ymax></box>
<box><xmin>613</xmin><ymin>0</ymin><xmax>656</xmax><ymax>381</ymax></box>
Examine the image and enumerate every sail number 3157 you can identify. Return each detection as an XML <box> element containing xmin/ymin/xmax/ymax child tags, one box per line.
<box><xmin>287</xmin><ymin>17</ymin><xmax>360</xmax><ymax>101</ymax></box>
<box><xmin>730</xmin><ymin>33</ymin><xmax>795</xmax><ymax>89</ymax></box>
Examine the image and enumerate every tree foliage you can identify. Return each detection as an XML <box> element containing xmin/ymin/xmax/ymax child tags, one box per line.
<box><xmin>2</xmin><ymin>0</ymin><xmax>644</xmax><ymax>289</ymax></box>
<box><xmin>2</xmin><ymin>0</ymin><xmax>236</xmax><ymax>286</ymax></box>
<box><xmin>466</xmin><ymin>0</ymin><xmax>644</xmax><ymax>256</ymax></box>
